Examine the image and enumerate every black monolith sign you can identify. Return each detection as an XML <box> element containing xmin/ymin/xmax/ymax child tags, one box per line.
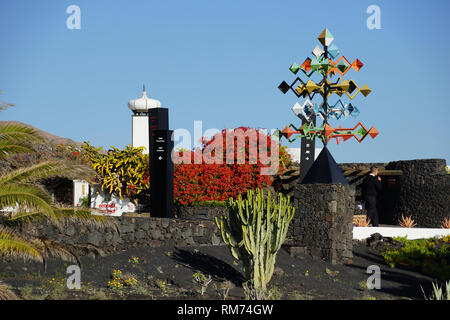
<box><xmin>299</xmin><ymin>115</ymin><xmax>316</xmax><ymax>182</ymax></box>
<box><xmin>149</xmin><ymin>108</ymin><xmax>174</xmax><ymax>218</ymax></box>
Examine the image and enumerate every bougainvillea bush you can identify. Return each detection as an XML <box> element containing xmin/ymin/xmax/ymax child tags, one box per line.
<box><xmin>173</xmin><ymin>127</ymin><xmax>291</xmax><ymax>206</ymax></box>
<box><xmin>81</xmin><ymin>127</ymin><xmax>291</xmax><ymax>207</ymax></box>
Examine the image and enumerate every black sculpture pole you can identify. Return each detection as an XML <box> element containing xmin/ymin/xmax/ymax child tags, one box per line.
<box><xmin>299</xmin><ymin>115</ymin><xmax>316</xmax><ymax>182</ymax></box>
<box><xmin>300</xmin><ymin>45</ymin><xmax>328</xmax><ymax>182</ymax></box>
<box><xmin>148</xmin><ymin>108</ymin><xmax>174</xmax><ymax>218</ymax></box>
<box><xmin>323</xmin><ymin>45</ymin><xmax>329</xmax><ymax>143</ymax></box>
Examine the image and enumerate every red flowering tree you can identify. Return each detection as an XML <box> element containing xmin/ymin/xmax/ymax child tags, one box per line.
<box><xmin>173</xmin><ymin>127</ymin><xmax>291</xmax><ymax>206</ymax></box>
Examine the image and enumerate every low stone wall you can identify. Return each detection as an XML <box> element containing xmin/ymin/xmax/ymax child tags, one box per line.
<box><xmin>18</xmin><ymin>216</ymin><xmax>223</xmax><ymax>255</ymax></box>
<box><xmin>175</xmin><ymin>206</ymin><xmax>228</xmax><ymax>220</ymax></box>
<box><xmin>287</xmin><ymin>184</ymin><xmax>354</xmax><ymax>265</ymax></box>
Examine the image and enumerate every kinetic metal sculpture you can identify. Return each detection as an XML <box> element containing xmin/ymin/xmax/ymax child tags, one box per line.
<box><xmin>275</xmin><ymin>28</ymin><xmax>378</xmax><ymax>183</ymax></box>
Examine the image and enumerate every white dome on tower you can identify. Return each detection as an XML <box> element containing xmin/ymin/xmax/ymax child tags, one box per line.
<box><xmin>128</xmin><ymin>85</ymin><xmax>161</xmax><ymax>113</ymax></box>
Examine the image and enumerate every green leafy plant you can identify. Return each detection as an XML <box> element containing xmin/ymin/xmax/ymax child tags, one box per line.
<box><xmin>382</xmin><ymin>237</ymin><xmax>450</xmax><ymax>281</ymax></box>
<box><xmin>215</xmin><ymin>188</ymin><xmax>295</xmax><ymax>296</ymax></box>
<box><xmin>78</xmin><ymin>195</ymin><xmax>90</xmax><ymax>208</ymax></box>
<box><xmin>155</xmin><ymin>279</ymin><xmax>168</xmax><ymax>293</ymax></box>
<box><xmin>0</xmin><ymin>110</ymin><xmax>111</xmax><ymax>263</ymax></box>
<box><xmin>192</xmin><ymin>271</ymin><xmax>212</xmax><ymax>295</ymax></box>
<box><xmin>0</xmin><ymin>121</ymin><xmax>72</xmax><ymax>261</ymax></box>
<box><xmin>359</xmin><ymin>280</ymin><xmax>369</xmax><ymax>291</ymax></box>
<box><xmin>422</xmin><ymin>280</ymin><xmax>450</xmax><ymax>300</ymax></box>
<box><xmin>107</xmin><ymin>269</ymin><xmax>138</xmax><ymax>290</ymax></box>
<box><xmin>81</xmin><ymin>142</ymin><xmax>149</xmax><ymax>200</ymax></box>
<box><xmin>325</xmin><ymin>267</ymin><xmax>339</xmax><ymax>281</ymax></box>
<box><xmin>0</xmin><ymin>122</ymin><xmax>42</xmax><ymax>158</ymax></box>
<box><xmin>127</xmin><ymin>256</ymin><xmax>140</xmax><ymax>264</ymax></box>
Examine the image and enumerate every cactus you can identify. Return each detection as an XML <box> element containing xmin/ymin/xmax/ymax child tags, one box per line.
<box><xmin>215</xmin><ymin>188</ymin><xmax>295</xmax><ymax>291</ymax></box>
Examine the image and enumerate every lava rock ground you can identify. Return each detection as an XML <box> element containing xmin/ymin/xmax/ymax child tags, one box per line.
<box><xmin>0</xmin><ymin>238</ymin><xmax>436</xmax><ymax>300</ymax></box>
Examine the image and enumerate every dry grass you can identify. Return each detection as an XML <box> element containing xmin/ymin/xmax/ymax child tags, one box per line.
<box><xmin>0</xmin><ymin>281</ymin><xmax>18</xmax><ymax>300</ymax></box>
<box><xmin>441</xmin><ymin>217</ymin><xmax>450</xmax><ymax>229</ymax></box>
<box><xmin>353</xmin><ymin>215</ymin><xmax>371</xmax><ymax>227</ymax></box>
<box><xmin>398</xmin><ymin>215</ymin><xmax>417</xmax><ymax>228</ymax></box>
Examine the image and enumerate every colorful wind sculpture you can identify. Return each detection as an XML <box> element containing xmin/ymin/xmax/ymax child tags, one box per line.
<box><xmin>274</xmin><ymin>28</ymin><xmax>379</xmax><ymax>183</ymax></box>
<box><xmin>276</xmin><ymin>28</ymin><xmax>377</xmax><ymax>144</ymax></box>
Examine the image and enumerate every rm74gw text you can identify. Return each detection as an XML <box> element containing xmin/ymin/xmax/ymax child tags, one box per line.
<box><xmin>221</xmin><ymin>304</ymin><xmax>273</xmax><ymax>315</ymax></box>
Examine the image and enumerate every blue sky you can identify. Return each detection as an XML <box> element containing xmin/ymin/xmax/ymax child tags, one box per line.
<box><xmin>1</xmin><ymin>0</ymin><xmax>449</xmax><ymax>164</ymax></box>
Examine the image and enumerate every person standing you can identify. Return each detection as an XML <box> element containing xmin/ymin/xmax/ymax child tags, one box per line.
<box><xmin>362</xmin><ymin>166</ymin><xmax>382</xmax><ymax>226</ymax></box>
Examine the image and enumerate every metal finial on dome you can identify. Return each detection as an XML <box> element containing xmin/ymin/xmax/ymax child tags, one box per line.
<box><xmin>143</xmin><ymin>84</ymin><xmax>146</xmax><ymax>92</ymax></box>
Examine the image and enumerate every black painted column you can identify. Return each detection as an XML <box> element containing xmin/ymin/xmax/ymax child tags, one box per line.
<box><xmin>149</xmin><ymin>108</ymin><xmax>174</xmax><ymax>218</ymax></box>
<box><xmin>299</xmin><ymin>115</ymin><xmax>316</xmax><ymax>182</ymax></box>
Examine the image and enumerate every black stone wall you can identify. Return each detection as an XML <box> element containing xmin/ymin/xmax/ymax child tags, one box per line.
<box><xmin>18</xmin><ymin>216</ymin><xmax>223</xmax><ymax>255</ymax></box>
<box><xmin>175</xmin><ymin>206</ymin><xmax>228</xmax><ymax>220</ymax></box>
<box><xmin>385</xmin><ymin>159</ymin><xmax>450</xmax><ymax>227</ymax></box>
<box><xmin>287</xmin><ymin>184</ymin><xmax>354</xmax><ymax>264</ymax></box>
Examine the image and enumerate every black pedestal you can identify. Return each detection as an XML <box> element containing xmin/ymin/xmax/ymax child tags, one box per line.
<box><xmin>149</xmin><ymin>129</ymin><xmax>174</xmax><ymax>218</ymax></box>
<box><xmin>148</xmin><ymin>107</ymin><xmax>173</xmax><ymax>218</ymax></box>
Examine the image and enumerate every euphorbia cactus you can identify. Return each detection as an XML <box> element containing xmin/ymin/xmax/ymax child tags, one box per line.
<box><xmin>215</xmin><ymin>188</ymin><xmax>295</xmax><ymax>291</ymax></box>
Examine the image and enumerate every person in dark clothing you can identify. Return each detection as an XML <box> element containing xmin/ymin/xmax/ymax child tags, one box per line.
<box><xmin>362</xmin><ymin>166</ymin><xmax>382</xmax><ymax>226</ymax></box>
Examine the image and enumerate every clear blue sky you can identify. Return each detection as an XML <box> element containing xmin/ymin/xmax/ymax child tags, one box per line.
<box><xmin>1</xmin><ymin>0</ymin><xmax>449</xmax><ymax>164</ymax></box>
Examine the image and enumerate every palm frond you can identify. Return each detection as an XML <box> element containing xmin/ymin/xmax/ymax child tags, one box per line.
<box><xmin>0</xmin><ymin>281</ymin><xmax>18</xmax><ymax>300</ymax></box>
<box><xmin>0</xmin><ymin>160</ymin><xmax>66</xmax><ymax>185</ymax></box>
<box><xmin>0</xmin><ymin>123</ymin><xmax>43</xmax><ymax>143</ymax></box>
<box><xmin>34</xmin><ymin>238</ymin><xmax>78</xmax><ymax>264</ymax></box>
<box><xmin>0</xmin><ymin>143</ymin><xmax>34</xmax><ymax>160</ymax></box>
<box><xmin>59</xmin><ymin>208</ymin><xmax>118</xmax><ymax>231</ymax></box>
<box><xmin>0</xmin><ymin>227</ymin><xmax>43</xmax><ymax>262</ymax></box>
<box><xmin>2</xmin><ymin>211</ymin><xmax>44</xmax><ymax>226</ymax></box>
<box><xmin>0</xmin><ymin>123</ymin><xmax>44</xmax><ymax>159</ymax></box>
<box><xmin>0</xmin><ymin>184</ymin><xmax>58</xmax><ymax>222</ymax></box>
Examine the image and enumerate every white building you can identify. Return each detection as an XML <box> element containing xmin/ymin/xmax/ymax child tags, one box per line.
<box><xmin>127</xmin><ymin>85</ymin><xmax>162</xmax><ymax>154</ymax></box>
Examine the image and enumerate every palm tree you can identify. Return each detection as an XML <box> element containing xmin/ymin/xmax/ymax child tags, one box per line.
<box><xmin>0</xmin><ymin>89</ymin><xmax>15</xmax><ymax>112</ymax></box>
<box><xmin>0</xmin><ymin>95</ymin><xmax>94</xmax><ymax>299</ymax></box>
<box><xmin>0</xmin><ymin>122</ymin><xmax>114</xmax><ymax>262</ymax></box>
<box><xmin>0</xmin><ymin>122</ymin><xmax>68</xmax><ymax>261</ymax></box>
<box><xmin>0</xmin><ymin>122</ymin><xmax>41</xmax><ymax>158</ymax></box>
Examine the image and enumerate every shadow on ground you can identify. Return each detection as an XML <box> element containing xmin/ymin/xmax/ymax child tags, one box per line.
<box><xmin>349</xmin><ymin>248</ymin><xmax>434</xmax><ymax>299</ymax></box>
<box><xmin>171</xmin><ymin>248</ymin><xmax>245</xmax><ymax>286</ymax></box>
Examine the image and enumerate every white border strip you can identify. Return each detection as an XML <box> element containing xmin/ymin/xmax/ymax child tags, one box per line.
<box><xmin>353</xmin><ymin>227</ymin><xmax>450</xmax><ymax>240</ymax></box>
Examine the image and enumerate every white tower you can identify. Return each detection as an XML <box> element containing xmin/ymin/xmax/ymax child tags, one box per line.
<box><xmin>128</xmin><ymin>85</ymin><xmax>161</xmax><ymax>154</ymax></box>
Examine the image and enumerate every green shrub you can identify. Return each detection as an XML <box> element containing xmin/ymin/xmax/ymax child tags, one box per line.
<box><xmin>382</xmin><ymin>237</ymin><xmax>450</xmax><ymax>281</ymax></box>
<box><xmin>78</xmin><ymin>195</ymin><xmax>90</xmax><ymax>208</ymax></box>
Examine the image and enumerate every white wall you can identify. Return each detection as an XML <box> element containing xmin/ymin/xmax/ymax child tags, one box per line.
<box><xmin>132</xmin><ymin>115</ymin><xmax>149</xmax><ymax>154</ymax></box>
<box><xmin>73</xmin><ymin>180</ymin><xmax>89</xmax><ymax>207</ymax></box>
<box><xmin>90</xmin><ymin>185</ymin><xmax>137</xmax><ymax>216</ymax></box>
<box><xmin>353</xmin><ymin>227</ymin><xmax>450</xmax><ymax>240</ymax></box>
